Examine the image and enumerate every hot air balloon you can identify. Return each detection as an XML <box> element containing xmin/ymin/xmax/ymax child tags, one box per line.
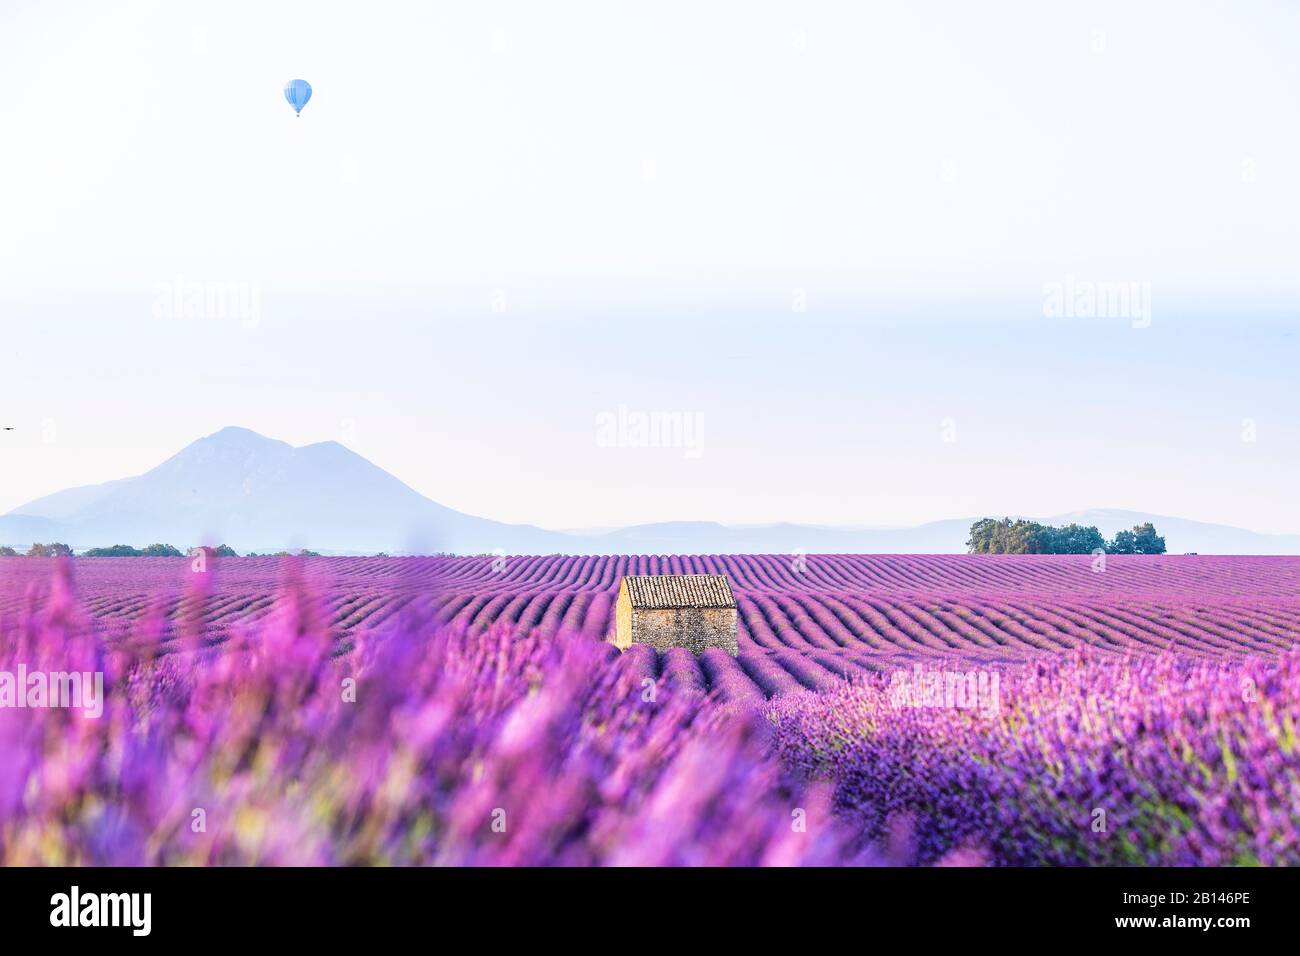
<box><xmin>284</xmin><ymin>79</ymin><xmax>312</xmax><ymax>116</ymax></box>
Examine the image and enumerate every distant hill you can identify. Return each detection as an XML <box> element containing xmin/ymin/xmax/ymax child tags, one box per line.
<box><xmin>575</xmin><ymin>512</ymin><xmax>1300</xmax><ymax>555</ymax></box>
<box><xmin>2</xmin><ymin>428</ymin><xmax>1296</xmax><ymax>555</ymax></box>
<box><xmin>1</xmin><ymin>427</ymin><xmax>565</xmax><ymax>555</ymax></box>
<box><xmin>574</xmin><ymin>519</ymin><xmax>978</xmax><ymax>555</ymax></box>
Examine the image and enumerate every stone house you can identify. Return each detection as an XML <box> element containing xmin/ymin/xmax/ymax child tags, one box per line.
<box><xmin>611</xmin><ymin>574</ymin><xmax>738</xmax><ymax>656</ymax></box>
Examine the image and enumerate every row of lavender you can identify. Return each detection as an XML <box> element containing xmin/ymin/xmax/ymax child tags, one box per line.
<box><xmin>433</xmin><ymin>552</ymin><xmax>1300</xmax><ymax>598</ymax></box>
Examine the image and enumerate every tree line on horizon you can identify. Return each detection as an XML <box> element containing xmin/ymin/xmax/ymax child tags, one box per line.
<box><xmin>5</xmin><ymin>530</ymin><xmax>1172</xmax><ymax>559</ymax></box>
<box><xmin>0</xmin><ymin>543</ymin><xmax>354</xmax><ymax>558</ymax></box>
<box><xmin>967</xmin><ymin>518</ymin><xmax>1167</xmax><ymax>555</ymax></box>
<box><xmin>0</xmin><ymin>542</ymin><xmax>245</xmax><ymax>558</ymax></box>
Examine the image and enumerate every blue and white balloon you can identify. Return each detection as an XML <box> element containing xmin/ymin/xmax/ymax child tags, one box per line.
<box><xmin>284</xmin><ymin>79</ymin><xmax>312</xmax><ymax>116</ymax></box>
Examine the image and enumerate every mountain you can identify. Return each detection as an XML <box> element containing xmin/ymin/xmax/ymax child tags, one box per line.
<box><xmin>2</xmin><ymin>428</ymin><xmax>1296</xmax><ymax>554</ymax></box>
<box><xmin>1</xmin><ymin>427</ymin><xmax>566</xmax><ymax>554</ymax></box>
<box><xmin>7</xmin><ymin>477</ymin><xmax>133</xmax><ymax>520</ymax></box>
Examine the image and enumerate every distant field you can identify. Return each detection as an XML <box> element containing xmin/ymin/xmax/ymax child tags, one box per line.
<box><xmin>3</xmin><ymin>554</ymin><xmax>1296</xmax><ymax>704</ymax></box>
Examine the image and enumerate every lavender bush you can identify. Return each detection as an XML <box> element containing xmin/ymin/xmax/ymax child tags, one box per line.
<box><xmin>767</xmin><ymin>650</ymin><xmax>1300</xmax><ymax>865</ymax></box>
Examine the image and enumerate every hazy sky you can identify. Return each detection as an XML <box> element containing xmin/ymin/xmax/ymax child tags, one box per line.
<box><xmin>2</xmin><ymin>1</ymin><xmax>1298</xmax><ymax>532</ymax></box>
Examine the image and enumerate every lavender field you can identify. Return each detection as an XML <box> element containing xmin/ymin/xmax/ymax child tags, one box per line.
<box><xmin>1</xmin><ymin>554</ymin><xmax>1297</xmax><ymax>866</ymax></box>
<box><xmin>5</xmin><ymin>553</ymin><xmax>1298</xmax><ymax>698</ymax></box>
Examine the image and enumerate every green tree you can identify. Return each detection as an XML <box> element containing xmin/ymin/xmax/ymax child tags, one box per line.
<box><xmin>968</xmin><ymin>519</ymin><xmax>1106</xmax><ymax>555</ymax></box>
<box><xmin>27</xmin><ymin>542</ymin><xmax>73</xmax><ymax>557</ymax></box>
<box><xmin>1132</xmin><ymin>522</ymin><xmax>1166</xmax><ymax>554</ymax></box>
<box><xmin>193</xmin><ymin>544</ymin><xmax>239</xmax><ymax>558</ymax></box>
<box><xmin>1106</xmin><ymin>523</ymin><xmax>1165</xmax><ymax>555</ymax></box>
<box><xmin>967</xmin><ymin>518</ymin><xmax>998</xmax><ymax>553</ymax></box>
<box><xmin>84</xmin><ymin>544</ymin><xmax>142</xmax><ymax>557</ymax></box>
<box><xmin>1107</xmin><ymin>530</ymin><xmax>1137</xmax><ymax>554</ymax></box>
<box><xmin>0</xmin><ymin>546</ymin><xmax>17</xmax><ymax>557</ymax></box>
<box><xmin>1049</xmin><ymin>524</ymin><xmax>1106</xmax><ymax>554</ymax></box>
<box><xmin>141</xmin><ymin>543</ymin><xmax>184</xmax><ymax>557</ymax></box>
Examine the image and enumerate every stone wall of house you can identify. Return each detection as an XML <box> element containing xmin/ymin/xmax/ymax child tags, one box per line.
<box><xmin>612</xmin><ymin>588</ymin><xmax>633</xmax><ymax>650</ymax></box>
<box><xmin>630</xmin><ymin>606</ymin><xmax>738</xmax><ymax>656</ymax></box>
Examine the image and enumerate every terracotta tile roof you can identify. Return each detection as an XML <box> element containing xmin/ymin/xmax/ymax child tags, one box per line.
<box><xmin>621</xmin><ymin>574</ymin><xmax>736</xmax><ymax>609</ymax></box>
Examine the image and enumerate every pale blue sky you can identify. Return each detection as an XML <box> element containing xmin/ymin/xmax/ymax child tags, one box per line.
<box><xmin>2</xmin><ymin>1</ymin><xmax>1298</xmax><ymax>531</ymax></box>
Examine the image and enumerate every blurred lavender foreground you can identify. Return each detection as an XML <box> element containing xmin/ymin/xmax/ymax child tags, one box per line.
<box><xmin>0</xmin><ymin>561</ymin><xmax>865</xmax><ymax>865</ymax></box>
<box><xmin>1</xmin><ymin>561</ymin><xmax>1295</xmax><ymax>866</ymax></box>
